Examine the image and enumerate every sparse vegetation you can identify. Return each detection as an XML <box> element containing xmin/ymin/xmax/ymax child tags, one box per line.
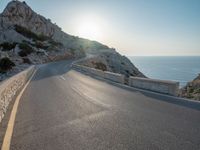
<box><xmin>188</xmin><ymin>87</ymin><xmax>194</xmax><ymax>93</ymax></box>
<box><xmin>92</xmin><ymin>62</ymin><xmax>107</xmax><ymax>71</ymax></box>
<box><xmin>14</xmin><ymin>25</ymin><xmax>63</xmax><ymax>51</ymax></box>
<box><xmin>0</xmin><ymin>57</ymin><xmax>15</xmax><ymax>73</ymax></box>
<box><xmin>0</xmin><ymin>42</ymin><xmax>17</xmax><ymax>51</ymax></box>
<box><xmin>18</xmin><ymin>43</ymin><xmax>34</xmax><ymax>57</ymax></box>
<box><xmin>180</xmin><ymin>74</ymin><xmax>200</xmax><ymax>101</ymax></box>
<box><xmin>14</xmin><ymin>25</ymin><xmax>49</xmax><ymax>41</ymax></box>
<box><xmin>194</xmin><ymin>88</ymin><xmax>200</xmax><ymax>94</ymax></box>
<box><xmin>69</xmin><ymin>48</ymin><xmax>76</xmax><ymax>55</ymax></box>
<box><xmin>49</xmin><ymin>40</ymin><xmax>63</xmax><ymax>47</ymax></box>
<box><xmin>22</xmin><ymin>57</ymin><xmax>32</xmax><ymax>64</ymax></box>
<box><xmin>34</xmin><ymin>42</ymin><xmax>49</xmax><ymax>49</ymax></box>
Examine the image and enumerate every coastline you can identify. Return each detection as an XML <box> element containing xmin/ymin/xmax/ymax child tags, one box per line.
<box><xmin>128</xmin><ymin>56</ymin><xmax>200</xmax><ymax>87</ymax></box>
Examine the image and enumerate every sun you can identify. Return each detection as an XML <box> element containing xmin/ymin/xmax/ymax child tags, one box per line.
<box><xmin>77</xmin><ymin>20</ymin><xmax>102</xmax><ymax>41</ymax></box>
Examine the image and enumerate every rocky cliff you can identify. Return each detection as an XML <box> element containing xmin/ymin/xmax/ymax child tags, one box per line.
<box><xmin>0</xmin><ymin>0</ymin><xmax>145</xmax><ymax>81</ymax></box>
<box><xmin>179</xmin><ymin>74</ymin><xmax>200</xmax><ymax>101</ymax></box>
<box><xmin>76</xmin><ymin>52</ymin><xmax>145</xmax><ymax>77</ymax></box>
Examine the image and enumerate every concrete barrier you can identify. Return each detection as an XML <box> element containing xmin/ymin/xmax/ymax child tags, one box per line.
<box><xmin>0</xmin><ymin>66</ymin><xmax>36</xmax><ymax>123</ymax></box>
<box><xmin>128</xmin><ymin>77</ymin><xmax>179</xmax><ymax>96</ymax></box>
<box><xmin>72</xmin><ymin>64</ymin><xmax>179</xmax><ymax>96</ymax></box>
<box><xmin>90</xmin><ymin>68</ymin><xmax>105</xmax><ymax>78</ymax></box>
<box><xmin>72</xmin><ymin>64</ymin><xmax>124</xmax><ymax>84</ymax></box>
<box><xmin>104</xmin><ymin>71</ymin><xmax>125</xmax><ymax>84</ymax></box>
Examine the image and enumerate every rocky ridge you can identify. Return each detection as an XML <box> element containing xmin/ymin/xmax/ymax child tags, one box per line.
<box><xmin>0</xmin><ymin>0</ymin><xmax>145</xmax><ymax>81</ymax></box>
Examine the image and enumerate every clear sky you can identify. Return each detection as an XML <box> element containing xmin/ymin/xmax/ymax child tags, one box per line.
<box><xmin>0</xmin><ymin>0</ymin><xmax>200</xmax><ymax>56</ymax></box>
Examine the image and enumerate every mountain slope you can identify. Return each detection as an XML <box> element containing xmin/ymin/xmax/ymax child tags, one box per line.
<box><xmin>179</xmin><ymin>74</ymin><xmax>200</xmax><ymax>101</ymax></box>
<box><xmin>0</xmin><ymin>0</ymin><xmax>145</xmax><ymax>81</ymax></box>
<box><xmin>0</xmin><ymin>1</ymin><xmax>109</xmax><ymax>54</ymax></box>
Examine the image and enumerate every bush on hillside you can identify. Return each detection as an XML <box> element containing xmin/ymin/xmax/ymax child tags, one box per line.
<box><xmin>18</xmin><ymin>43</ymin><xmax>34</xmax><ymax>57</ymax></box>
<box><xmin>0</xmin><ymin>57</ymin><xmax>15</xmax><ymax>73</ymax></box>
<box><xmin>14</xmin><ymin>25</ymin><xmax>50</xmax><ymax>41</ymax></box>
<box><xmin>34</xmin><ymin>42</ymin><xmax>49</xmax><ymax>49</ymax></box>
<box><xmin>0</xmin><ymin>42</ymin><xmax>17</xmax><ymax>51</ymax></box>
<box><xmin>37</xmin><ymin>34</ymin><xmax>50</xmax><ymax>41</ymax></box>
<box><xmin>49</xmin><ymin>40</ymin><xmax>63</xmax><ymax>47</ymax></box>
<box><xmin>69</xmin><ymin>48</ymin><xmax>76</xmax><ymax>55</ymax></box>
<box><xmin>92</xmin><ymin>62</ymin><xmax>107</xmax><ymax>71</ymax></box>
<box><xmin>22</xmin><ymin>57</ymin><xmax>32</xmax><ymax>64</ymax></box>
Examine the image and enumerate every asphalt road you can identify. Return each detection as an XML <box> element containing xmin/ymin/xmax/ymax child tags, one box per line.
<box><xmin>2</xmin><ymin>60</ymin><xmax>200</xmax><ymax>150</ymax></box>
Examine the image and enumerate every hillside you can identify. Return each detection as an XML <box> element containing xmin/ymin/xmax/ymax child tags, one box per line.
<box><xmin>179</xmin><ymin>74</ymin><xmax>200</xmax><ymax>101</ymax></box>
<box><xmin>0</xmin><ymin>0</ymin><xmax>145</xmax><ymax>81</ymax></box>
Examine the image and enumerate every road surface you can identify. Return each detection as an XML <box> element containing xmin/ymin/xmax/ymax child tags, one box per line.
<box><xmin>1</xmin><ymin>60</ymin><xmax>200</xmax><ymax>150</ymax></box>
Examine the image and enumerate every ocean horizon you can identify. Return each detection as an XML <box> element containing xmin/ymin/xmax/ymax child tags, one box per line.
<box><xmin>129</xmin><ymin>56</ymin><xmax>200</xmax><ymax>87</ymax></box>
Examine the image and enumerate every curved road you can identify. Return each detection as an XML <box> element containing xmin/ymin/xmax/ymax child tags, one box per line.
<box><xmin>1</xmin><ymin>60</ymin><xmax>200</xmax><ymax>150</ymax></box>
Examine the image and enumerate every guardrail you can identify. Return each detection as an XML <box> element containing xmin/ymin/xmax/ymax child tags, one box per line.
<box><xmin>0</xmin><ymin>66</ymin><xmax>36</xmax><ymax>123</ymax></box>
<box><xmin>72</xmin><ymin>64</ymin><xmax>179</xmax><ymax>96</ymax></box>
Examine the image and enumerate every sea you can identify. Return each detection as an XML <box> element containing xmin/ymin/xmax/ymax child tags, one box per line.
<box><xmin>129</xmin><ymin>56</ymin><xmax>200</xmax><ymax>87</ymax></box>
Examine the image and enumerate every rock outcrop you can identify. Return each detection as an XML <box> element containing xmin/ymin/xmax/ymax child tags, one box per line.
<box><xmin>76</xmin><ymin>52</ymin><xmax>145</xmax><ymax>77</ymax></box>
<box><xmin>179</xmin><ymin>74</ymin><xmax>200</xmax><ymax>101</ymax></box>
<box><xmin>0</xmin><ymin>0</ymin><xmax>145</xmax><ymax>81</ymax></box>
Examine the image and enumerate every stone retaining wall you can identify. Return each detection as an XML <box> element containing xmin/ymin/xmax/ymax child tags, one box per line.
<box><xmin>0</xmin><ymin>66</ymin><xmax>36</xmax><ymax>123</ymax></box>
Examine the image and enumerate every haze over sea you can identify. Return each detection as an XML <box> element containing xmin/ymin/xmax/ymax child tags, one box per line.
<box><xmin>129</xmin><ymin>56</ymin><xmax>200</xmax><ymax>88</ymax></box>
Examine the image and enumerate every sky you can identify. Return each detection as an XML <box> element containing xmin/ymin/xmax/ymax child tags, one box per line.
<box><xmin>0</xmin><ymin>0</ymin><xmax>200</xmax><ymax>56</ymax></box>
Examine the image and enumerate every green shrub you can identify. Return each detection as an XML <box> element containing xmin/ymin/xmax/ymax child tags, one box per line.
<box><xmin>188</xmin><ymin>88</ymin><xmax>194</xmax><ymax>93</ymax></box>
<box><xmin>37</xmin><ymin>34</ymin><xmax>50</xmax><ymax>41</ymax></box>
<box><xmin>69</xmin><ymin>48</ymin><xmax>75</xmax><ymax>55</ymax></box>
<box><xmin>0</xmin><ymin>57</ymin><xmax>15</xmax><ymax>73</ymax></box>
<box><xmin>34</xmin><ymin>42</ymin><xmax>49</xmax><ymax>49</ymax></box>
<box><xmin>49</xmin><ymin>40</ymin><xmax>63</xmax><ymax>47</ymax></box>
<box><xmin>194</xmin><ymin>88</ymin><xmax>200</xmax><ymax>94</ymax></box>
<box><xmin>18</xmin><ymin>43</ymin><xmax>34</xmax><ymax>57</ymax></box>
<box><xmin>0</xmin><ymin>42</ymin><xmax>17</xmax><ymax>51</ymax></box>
<box><xmin>92</xmin><ymin>62</ymin><xmax>107</xmax><ymax>71</ymax></box>
<box><xmin>19</xmin><ymin>43</ymin><xmax>33</xmax><ymax>51</ymax></box>
<box><xmin>22</xmin><ymin>58</ymin><xmax>32</xmax><ymax>64</ymax></box>
<box><xmin>14</xmin><ymin>25</ymin><xmax>50</xmax><ymax>41</ymax></box>
<box><xmin>187</xmin><ymin>93</ymin><xmax>194</xmax><ymax>99</ymax></box>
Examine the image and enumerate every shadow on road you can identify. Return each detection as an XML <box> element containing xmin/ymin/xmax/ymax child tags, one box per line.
<box><xmin>32</xmin><ymin>59</ymin><xmax>74</xmax><ymax>81</ymax></box>
<box><xmin>75</xmin><ymin>69</ymin><xmax>200</xmax><ymax>111</ymax></box>
<box><xmin>31</xmin><ymin>60</ymin><xmax>200</xmax><ymax>111</ymax></box>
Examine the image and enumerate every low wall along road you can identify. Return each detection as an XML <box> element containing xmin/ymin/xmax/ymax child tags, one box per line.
<box><xmin>129</xmin><ymin>77</ymin><xmax>179</xmax><ymax>96</ymax></box>
<box><xmin>72</xmin><ymin>64</ymin><xmax>125</xmax><ymax>84</ymax></box>
<box><xmin>0</xmin><ymin>66</ymin><xmax>36</xmax><ymax>123</ymax></box>
<box><xmin>104</xmin><ymin>71</ymin><xmax>125</xmax><ymax>84</ymax></box>
<box><xmin>72</xmin><ymin>64</ymin><xmax>179</xmax><ymax>96</ymax></box>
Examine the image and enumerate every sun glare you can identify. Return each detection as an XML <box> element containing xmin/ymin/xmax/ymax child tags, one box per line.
<box><xmin>77</xmin><ymin>19</ymin><xmax>102</xmax><ymax>41</ymax></box>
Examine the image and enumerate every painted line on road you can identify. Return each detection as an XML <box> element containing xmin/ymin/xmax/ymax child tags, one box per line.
<box><xmin>1</xmin><ymin>69</ymin><xmax>37</xmax><ymax>150</ymax></box>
